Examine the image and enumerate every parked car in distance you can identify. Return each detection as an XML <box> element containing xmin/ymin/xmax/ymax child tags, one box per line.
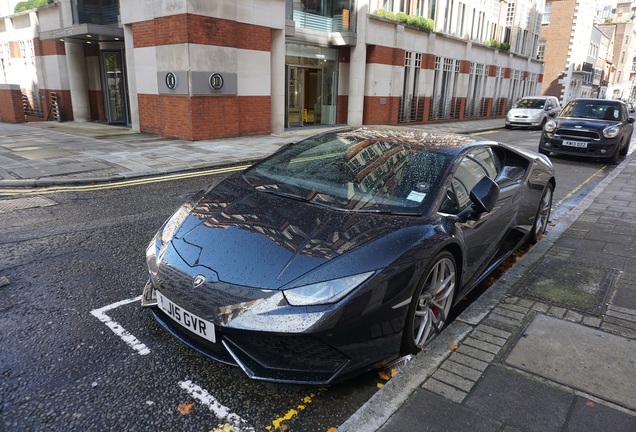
<box><xmin>141</xmin><ymin>126</ymin><xmax>556</xmax><ymax>384</ymax></box>
<box><xmin>505</xmin><ymin>96</ymin><xmax>561</xmax><ymax>129</ymax></box>
<box><xmin>539</xmin><ymin>98</ymin><xmax>635</xmax><ymax>165</ymax></box>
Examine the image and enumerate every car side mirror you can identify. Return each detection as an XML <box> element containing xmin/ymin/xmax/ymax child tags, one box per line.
<box><xmin>548</xmin><ymin>112</ymin><xmax>557</xmax><ymax>118</ymax></box>
<box><xmin>628</xmin><ymin>117</ymin><xmax>635</xmax><ymax>124</ymax></box>
<box><xmin>469</xmin><ymin>176</ymin><xmax>500</xmax><ymax>214</ymax></box>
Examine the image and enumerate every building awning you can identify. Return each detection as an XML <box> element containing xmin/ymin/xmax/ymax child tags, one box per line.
<box><xmin>39</xmin><ymin>24</ymin><xmax>123</xmax><ymax>42</ymax></box>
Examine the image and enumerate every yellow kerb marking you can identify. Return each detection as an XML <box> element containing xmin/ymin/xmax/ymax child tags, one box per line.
<box><xmin>265</xmin><ymin>389</ymin><xmax>327</xmax><ymax>430</ymax></box>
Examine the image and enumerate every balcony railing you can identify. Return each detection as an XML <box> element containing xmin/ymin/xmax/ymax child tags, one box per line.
<box><xmin>288</xmin><ymin>0</ymin><xmax>355</xmax><ymax>33</ymax></box>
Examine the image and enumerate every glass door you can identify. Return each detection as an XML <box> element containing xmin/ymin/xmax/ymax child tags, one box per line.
<box><xmin>286</xmin><ymin>65</ymin><xmax>324</xmax><ymax>127</ymax></box>
<box><xmin>287</xmin><ymin>65</ymin><xmax>303</xmax><ymax>127</ymax></box>
<box><xmin>101</xmin><ymin>50</ymin><xmax>128</xmax><ymax>125</ymax></box>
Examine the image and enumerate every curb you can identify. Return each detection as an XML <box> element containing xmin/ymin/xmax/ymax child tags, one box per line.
<box><xmin>0</xmin><ymin>159</ymin><xmax>264</xmax><ymax>190</ymax></box>
<box><xmin>337</xmin><ymin>149</ymin><xmax>636</xmax><ymax>432</ymax></box>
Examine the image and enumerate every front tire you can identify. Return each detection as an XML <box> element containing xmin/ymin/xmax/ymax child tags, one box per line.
<box><xmin>528</xmin><ymin>183</ymin><xmax>553</xmax><ymax>244</ymax></box>
<box><xmin>402</xmin><ymin>252</ymin><xmax>457</xmax><ymax>353</ymax></box>
<box><xmin>609</xmin><ymin>143</ymin><xmax>621</xmax><ymax>165</ymax></box>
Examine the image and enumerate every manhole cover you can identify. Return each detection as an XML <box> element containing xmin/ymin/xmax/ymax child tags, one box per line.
<box><xmin>514</xmin><ymin>258</ymin><xmax>618</xmax><ymax>315</ymax></box>
<box><xmin>0</xmin><ymin>196</ymin><xmax>57</xmax><ymax>213</ymax></box>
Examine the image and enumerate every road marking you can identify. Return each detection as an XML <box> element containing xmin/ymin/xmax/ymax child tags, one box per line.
<box><xmin>179</xmin><ymin>380</ymin><xmax>255</xmax><ymax>432</ymax></box>
<box><xmin>470</xmin><ymin>130</ymin><xmax>497</xmax><ymax>136</ymax></box>
<box><xmin>265</xmin><ymin>389</ymin><xmax>328</xmax><ymax>431</ymax></box>
<box><xmin>90</xmin><ymin>296</ymin><xmax>150</xmax><ymax>355</ymax></box>
<box><xmin>554</xmin><ymin>165</ymin><xmax>607</xmax><ymax>208</ymax></box>
<box><xmin>0</xmin><ymin>164</ymin><xmax>251</xmax><ymax>196</ymax></box>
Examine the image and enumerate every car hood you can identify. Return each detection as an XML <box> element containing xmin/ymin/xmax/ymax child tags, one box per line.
<box><xmin>168</xmin><ymin>176</ymin><xmax>430</xmax><ymax>290</ymax></box>
<box><xmin>508</xmin><ymin>108</ymin><xmax>542</xmax><ymax>117</ymax></box>
<box><xmin>555</xmin><ymin>117</ymin><xmax>619</xmax><ymax>130</ymax></box>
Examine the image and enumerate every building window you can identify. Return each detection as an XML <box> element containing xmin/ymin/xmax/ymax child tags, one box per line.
<box><xmin>456</xmin><ymin>2</ymin><xmax>465</xmax><ymax>37</ymax></box>
<box><xmin>400</xmin><ymin>51</ymin><xmax>423</xmax><ymax>122</ymax></box>
<box><xmin>542</xmin><ymin>2</ymin><xmax>551</xmax><ymax>24</ymax></box>
<box><xmin>431</xmin><ymin>57</ymin><xmax>461</xmax><ymax>120</ymax></box>
<box><xmin>537</xmin><ymin>42</ymin><xmax>545</xmax><ymax>60</ymax></box>
<box><xmin>443</xmin><ymin>0</ymin><xmax>455</xmax><ymax>34</ymax></box>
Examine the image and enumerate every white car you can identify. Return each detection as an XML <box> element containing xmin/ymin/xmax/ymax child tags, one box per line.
<box><xmin>505</xmin><ymin>96</ymin><xmax>561</xmax><ymax>129</ymax></box>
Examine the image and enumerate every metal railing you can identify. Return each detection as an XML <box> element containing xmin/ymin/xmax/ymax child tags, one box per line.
<box><xmin>398</xmin><ymin>97</ymin><xmax>424</xmax><ymax>123</ymax></box>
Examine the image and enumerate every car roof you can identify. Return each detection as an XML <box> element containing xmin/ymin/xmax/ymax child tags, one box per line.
<box><xmin>569</xmin><ymin>98</ymin><xmax>621</xmax><ymax>104</ymax></box>
<box><xmin>328</xmin><ymin>126</ymin><xmax>493</xmax><ymax>155</ymax></box>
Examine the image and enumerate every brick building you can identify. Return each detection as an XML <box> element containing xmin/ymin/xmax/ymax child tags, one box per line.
<box><xmin>1</xmin><ymin>0</ymin><xmax>545</xmax><ymax>140</ymax></box>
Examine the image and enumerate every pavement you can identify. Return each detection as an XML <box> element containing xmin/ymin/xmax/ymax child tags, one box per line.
<box><xmin>1</xmin><ymin>119</ymin><xmax>635</xmax><ymax>431</ymax></box>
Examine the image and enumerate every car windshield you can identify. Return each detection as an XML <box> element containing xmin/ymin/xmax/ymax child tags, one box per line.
<box><xmin>513</xmin><ymin>98</ymin><xmax>545</xmax><ymax>109</ymax></box>
<box><xmin>243</xmin><ymin>129</ymin><xmax>455</xmax><ymax>214</ymax></box>
<box><xmin>561</xmin><ymin>101</ymin><xmax>621</xmax><ymax>121</ymax></box>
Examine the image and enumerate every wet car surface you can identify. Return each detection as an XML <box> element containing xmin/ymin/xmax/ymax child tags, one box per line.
<box><xmin>142</xmin><ymin>126</ymin><xmax>556</xmax><ymax>384</ymax></box>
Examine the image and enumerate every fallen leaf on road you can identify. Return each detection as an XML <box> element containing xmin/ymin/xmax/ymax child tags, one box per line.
<box><xmin>585</xmin><ymin>401</ymin><xmax>596</xmax><ymax>408</ymax></box>
<box><xmin>377</xmin><ymin>383</ymin><xmax>384</xmax><ymax>389</ymax></box>
<box><xmin>449</xmin><ymin>345</ymin><xmax>458</xmax><ymax>351</ymax></box>
<box><xmin>178</xmin><ymin>402</ymin><xmax>195</xmax><ymax>415</ymax></box>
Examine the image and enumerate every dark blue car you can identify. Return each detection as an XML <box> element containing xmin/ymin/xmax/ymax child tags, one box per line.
<box><xmin>142</xmin><ymin>127</ymin><xmax>555</xmax><ymax>384</ymax></box>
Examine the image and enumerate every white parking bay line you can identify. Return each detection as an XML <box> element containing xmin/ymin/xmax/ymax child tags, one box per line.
<box><xmin>91</xmin><ymin>296</ymin><xmax>150</xmax><ymax>356</ymax></box>
<box><xmin>179</xmin><ymin>380</ymin><xmax>255</xmax><ymax>432</ymax></box>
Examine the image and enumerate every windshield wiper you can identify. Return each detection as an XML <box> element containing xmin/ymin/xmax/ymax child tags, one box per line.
<box><xmin>354</xmin><ymin>209</ymin><xmax>422</xmax><ymax>216</ymax></box>
<box><xmin>259</xmin><ymin>189</ymin><xmax>311</xmax><ymax>203</ymax></box>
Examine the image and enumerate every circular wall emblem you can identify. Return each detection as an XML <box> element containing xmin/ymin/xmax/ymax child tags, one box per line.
<box><xmin>165</xmin><ymin>72</ymin><xmax>178</xmax><ymax>90</ymax></box>
<box><xmin>209</xmin><ymin>73</ymin><xmax>224</xmax><ymax>90</ymax></box>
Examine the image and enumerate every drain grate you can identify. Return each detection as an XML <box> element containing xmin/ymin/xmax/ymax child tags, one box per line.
<box><xmin>0</xmin><ymin>196</ymin><xmax>58</xmax><ymax>213</ymax></box>
<box><xmin>514</xmin><ymin>258</ymin><xmax>619</xmax><ymax>316</ymax></box>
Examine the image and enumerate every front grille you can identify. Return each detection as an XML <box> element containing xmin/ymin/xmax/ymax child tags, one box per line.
<box><xmin>556</xmin><ymin>129</ymin><xmax>600</xmax><ymax>140</ymax></box>
<box><xmin>227</xmin><ymin>332</ymin><xmax>349</xmax><ymax>373</ymax></box>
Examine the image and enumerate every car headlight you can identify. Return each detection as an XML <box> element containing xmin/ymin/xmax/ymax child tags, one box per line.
<box><xmin>161</xmin><ymin>203</ymin><xmax>194</xmax><ymax>244</ymax></box>
<box><xmin>283</xmin><ymin>271</ymin><xmax>375</xmax><ymax>306</ymax></box>
<box><xmin>544</xmin><ymin>120</ymin><xmax>556</xmax><ymax>132</ymax></box>
<box><xmin>603</xmin><ymin>125</ymin><xmax>621</xmax><ymax>138</ymax></box>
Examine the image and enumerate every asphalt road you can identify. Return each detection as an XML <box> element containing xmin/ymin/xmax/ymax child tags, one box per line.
<box><xmin>0</xmin><ymin>127</ymin><xmax>631</xmax><ymax>431</ymax></box>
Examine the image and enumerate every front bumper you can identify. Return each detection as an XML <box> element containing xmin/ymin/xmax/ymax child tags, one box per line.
<box><xmin>506</xmin><ymin>117</ymin><xmax>542</xmax><ymax>127</ymax></box>
<box><xmin>141</xmin><ymin>273</ymin><xmax>404</xmax><ymax>384</ymax></box>
<box><xmin>539</xmin><ymin>134</ymin><xmax>621</xmax><ymax>159</ymax></box>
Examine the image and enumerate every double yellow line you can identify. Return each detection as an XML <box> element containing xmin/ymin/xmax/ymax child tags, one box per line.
<box><xmin>0</xmin><ymin>164</ymin><xmax>251</xmax><ymax>197</ymax></box>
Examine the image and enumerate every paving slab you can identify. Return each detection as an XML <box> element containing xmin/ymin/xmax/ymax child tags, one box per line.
<box><xmin>10</xmin><ymin>161</ymin><xmax>112</xmax><ymax>178</ymax></box>
<box><xmin>565</xmin><ymin>397</ymin><xmax>636</xmax><ymax>431</ymax></box>
<box><xmin>463</xmin><ymin>365</ymin><xmax>574</xmax><ymax>432</ymax></box>
<box><xmin>505</xmin><ymin>314</ymin><xmax>636</xmax><ymax>411</ymax></box>
<box><xmin>378</xmin><ymin>390</ymin><xmax>501</xmax><ymax>432</ymax></box>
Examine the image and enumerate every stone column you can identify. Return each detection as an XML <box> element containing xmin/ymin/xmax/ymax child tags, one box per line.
<box><xmin>271</xmin><ymin>28</ymin><xmax>285</xmax><ymax>134</ymax></box>
<box><xmin>123</xmin><ymin>25</ymin><xmax>139</xmax><ymax>131</ymax></box>
<box><xmin>347</xmin><ymin>1</ymin><xmax>369</xmax><ymax>126</ymax></box>
<box><xmin>64</xmin><ymin>40</ymin><xmax>91</xmax><ymax>122</ymax></box>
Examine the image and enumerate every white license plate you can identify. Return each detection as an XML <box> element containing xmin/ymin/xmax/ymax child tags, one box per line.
<box><xmin>563</xmin><ymin>140</ymin><xmax>588</xmax><ymax>148</ymax></box>
<box><xmin>156</xmin><ymin>291</ymin><xmax>216</xmax><ymax>343</ymax></box>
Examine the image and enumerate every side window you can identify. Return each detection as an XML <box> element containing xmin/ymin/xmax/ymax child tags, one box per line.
<box><xmin>440</xmin><ymin>148</ymin><xmax>501</xmax><ymax>214</ymax></box>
